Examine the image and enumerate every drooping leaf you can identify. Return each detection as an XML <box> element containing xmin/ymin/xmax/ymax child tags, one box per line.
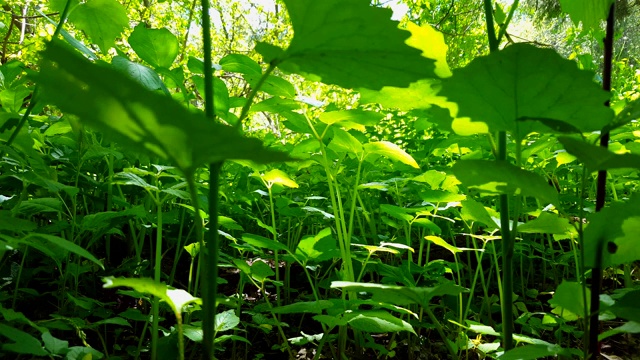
<box><xmin>518</xmin><ymin>212</ymin><xmax>573</xmax><ymax>234</ymax></box>
<box><xmin>584</xmin><ymin>197</ymin><xmax>640</xmax><ymax>268</ymax></box>
<box><xmin>67</xmin><ymin>0</ymin><xmax>128</xmax><ymax>53</ymax></box>
<box><xmin>35</xmin><ymin>41</ymin><xmax>290</xmax><ymax>175</ymax></box>
<box><xmin>295</xmin><ymin>228</ymin><xmax>339</xmax><ymax>263</ymax></box>
<box><xmin>258</xmin><ymin>0</ymin><xmax>437</xmax><ymax>90</ymax></box>
<box><xmin>272</xmin><ymin>300</ymin><xmax>334</xmax><ymax>314</ymax></box>
<box><xmin>24</xmin><ymin>234</ymin><xmax>104</xmax><ymax>270</ymax></box>
<box><xmin>331</xmin><ymin>281</ymin><xmax>464</xmax><ymax>308</ymax></box>
<box><xmin>328</xmin><ymin>129</ymin><xmax>364</xmax><ymax>157</ymax></box>
<box><xmin>548</xmin><ymin>281</ymin><xmax>590</xmax><ymax>320</ymax></box>
<box><xmin>219</xmin><ymin>54</ymin><xmax>262</xmax><ymax>76</ymax></box>
<box><xmin>440</xmin><ymin>44</ymin><xmax>613</xmax><ymax>138</ymax></box>
<box><xmin>344</xmin><ymin>310</ymin><xmax>415</xmax><ymax>334</ymax></box>
<box><xmin>241</xmin><ymin>233</ymin><xmax>289</xmax><ymax>252</ymax></box>
<box><xmin>499</xmin><ymin>344</ymin><xmax>576</xmax><ymax>360</ymax></box>
<box><xmin>262</xmin><ymin>169</ymin><xmax>299</xmax><ymax>188</ymax></box>
<box><xmin>111</xmin><ymin>57</ymin><xmax>167</xmax><ymax>93</ymax></box>
<box><xmin>243</xmin><ymin>74</ymin><xmax>296</xmax><ymax>98</ymax></box>
<box><xmin>560</xmin><ymin>0</ymin><xmax>614</xmax><ymax>31</ymax></box>
<box><xmin>608</xmin><ymin>289</ymin><xmax>640</xmax><ymax>323</ymax></box>
<box><xmin>0</xmin><ymin>323</ymin><xmax>48</xmax><ymax>356</ymax></box>
<box><xmin>214</xmin><ymin>310</ymin><xmax>240</xmax><ymax>332</ymax></box>
<box><xmin>102</xmin><ymin>277</ymin><xmax>200</xmax><ymax>317</ymax></box>
<box><xmin>452</xmin><ymin>160</ymin><xmax>558</xmax><ymax>205</ymax></box>
<box><xmin>559</xmin><ymin>136</ymin><xmax>640</xmax><ymax>171</ymax></box>
<box><xmin>128</xmin><ymin>24</ymin><xmax>179</xmax><ymax>69</ymax></box>
<box><xmin>364</xmin><ymin>141</ymin><xmax>420</xmax><ymax>168</ymax></box>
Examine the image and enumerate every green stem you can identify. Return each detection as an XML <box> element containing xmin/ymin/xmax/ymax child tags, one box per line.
<box><xmin>151</xmin><ymin>196</ymin><xmax>163</xmax><ymax>360</ymax></box>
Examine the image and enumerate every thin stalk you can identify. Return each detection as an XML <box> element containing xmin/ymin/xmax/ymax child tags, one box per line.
<box><xmin>151</xmin><ymin>196</ymin><xmax>163</xmax><ymax>360</ymax></box>
<box><xmin>267</xmin><ymin>186</ymin><xmax>281</xmax><ymax>309</ymax></box>
<box><xmin>590</xmin><ymin>4</ymin><xmax>615</xmax><ymax>359</ymax></box>
<box><xmin>483</xmin><ymin>0</ymin><xmax>514</xmax><ymax>349</ymax></box>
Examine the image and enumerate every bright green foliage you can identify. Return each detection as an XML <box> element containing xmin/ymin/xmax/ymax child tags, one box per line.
<box><xmin>112</xmin><ymin>56</ymin><xmax>168</xmax><ymax>92</ymax></box>
<box><xmin>128</xmin><ymin>25</ymin><xmax>180</xmax><ymax>69</ymax></box>
<box><xmin>35</xmin><ymin>41</ymin><xmax>290</xmax><ymax>174</ymax></box>
<box><xmin>560</xmin><ymin>0</ymin><xmax>615</xmax><ymax>31</ymax></box>
<box><xmin>517</xmin><ymin>212</ymin><xmax>574</xmax><ymax>234</ymax></box>
<box><xmin>440</xmin><ymin>44</ymin><xmax>613</xmax><ymax>138</ymax></box>
<box><xmin>67</xmin><ymin>0</ymin><xmax>129</xmax><ymax>53</ymax></box>
<box><xmin>452</xmin><ymin>160</ymin><xmax>559</xmax><ymax>205</ymax></box>
<box><xmin>584</xmin><ymin>200</ymin><xmax>640</xmax><ymax>268</ymax></box>
<box><xmin>220</xmin><ymin>54</ymin><xmax>262</xmax><ymax>76</ymax></box>
<box><xmin>559</xmin><ymin>136</ymin><xmax>640</xmax><ymax>171</ymax></box>
<box><xmin>258</xmin><ymin>0</ymin><xmax>438</xmax><ymax>89</ymax></box>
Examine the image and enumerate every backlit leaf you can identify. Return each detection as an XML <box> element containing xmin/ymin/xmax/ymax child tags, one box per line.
<box><xmin>440</xmin><ymin>44</ymin><xmax>613</xmax><ymax>138</ymax></box>
<box><xmin>259</xmin><ymin>0</ymin><xmax>437</xmax><ymax>90</ymax></box>
<box><xmin>128</xmin><ymin>25</ymin><xmax>179</xmax><ymax>69</ymax></box>
<box><xmin>560</xmin><ymin>0</ymin><xmax>614</xmax><ymax>31</ymax></box>
<box><xmin>35</xmin><ymin>41</ymin><xmax>289</xmax><ymax>175</ymax></box>
<box><xmin>364</xmin><ymin>141</ymin><xmax>420</xmax><ymax>168</ymax></box>
<box><xmin>452</xmin><ymin>160</ymin><xmax>558</xmax><ymax>205</ymax></box>
<box><xmin>68</xmin><ymin>0</ymin><xmax>128</xmax><ymax>53</ymax></box>
<box><xmin>559</xmin><ymin>136</ymin><xmax>640</xmax><ymax>171</ymax></box>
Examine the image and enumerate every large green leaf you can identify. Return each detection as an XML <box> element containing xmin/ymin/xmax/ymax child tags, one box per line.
<box><xmin>0</xmin><ymin>323</ymin><xmax>48</xmax><ymax>356</ymax></box>
<box><xmin>440</xmin><ymin>44</ymin><xmax>613</xmax><ymax>138</ymax></box>
<box><xmin>24</xmin><ymin>234</ymin><xmax>104</xmax><ymax>270</ymax></box>
<box><xmin>559</xmin><ymin>136</ymin><xmax>640</xmax><ymax>171</ymax></box>
<box><xmin>452</xmin><ymin>160</ymin><xmax>559</xmax><ymax>205</ymax></box>
<box><xmin>257</xmin><ymin>0</ymin><xmax>437</xmax><ymax>90</ymax></box>
<box><xmin>560</xmin><ymin>0</ymin><xmax>614</xmax><ymax>31</ymax></box>
<box><xmin>128</xmin><ymin>24</ymin><xmax>179</xmax><ymax>69</ymax></box>
<box><xmin>67</xmin><ymin>0</ymin><xmax>128</xmax><ymax>53</ymax></box>
<box><xmin>35</xmin><ymin>41</ymin><xmax>290</xmax><ymax>174</ymax></box>
<box><xmin>584</xmin><ymin>197</ymin><xmax>640</xmax><ymax>268</ymax></box>
<box><xmin>111</xmin><ymin>57</ymin><xmax>168</xmax><ymax>93</ymax></box>
<box><xmin>294</xmin><ymin>228</ymin><xmax>340</xmax><ymax>263</ymax></box>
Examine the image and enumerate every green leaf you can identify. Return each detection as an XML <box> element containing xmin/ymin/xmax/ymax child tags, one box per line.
<box><xmin>608</xmin><ymin>289</ymin><xmax>640</xmax><ymax>322</ymax></box>
<box><xmin>214</xmin><ymin>310</ymin><xmax>240</xmax><ymax>332</ymax></box>
<box><xmin>262</xmin><ymin>169</ymin><xmax>299</xmax><ymax>188</ymax></box>
<box><xmin>0</xmin><ymin>211</ymin><xmax>37</xmax><ymax>232</ymax></box>
<box><xmin>328</xmin><ymin>129</ymin><xmax>364</xmax><ymax>157</ymax></box>
<box><xmin>460</xmin><ymin>198</ymin><xmax>498</xmax><ymax>229</ymax></box>
<box><xmin>584</xmin><ymin>199</ymin><xmax>640</xmax><ymax>268</ymax></box>
<box><xmin>559</xmin><ymin>136</ymin><xmax>640</xmax><ymax>171</ymax></box>
<box><xmin>128</xmin><ymin>24</ymin><xmax>179</xmax><ymax>69</ymax></box>
<box><xmin>260</xmin><ymin>0</ymin><xmax>437</xmax><ymax>90</ymax></box>
<box><xmin>345</xmin><ymin>310</ymin><xmax>415</xmax><ymax>334</ymax></box>
<box><xmin>319</xmin><ymin>110</ymin><xmax>385</xmax><ymax>130</ymax></box>
<box><xmin>548</xmin><ymin>281</ymin><xmax>589</xmax><ymax>320</ymax></box>
<box><xmin>518</xmin><ymin>212</ymin><xmax>573</xmax><ymax>234</ymax></box>
<box><xmin>295</xmin><ymin>228</ymin><xmax>340</xmax><ymax>263</ymax></box>
<box><xmin>440</xmin><ymin>44</ymin><xmax>613</xmax><ymax>138</ymax></box>
<box><xmin>42</xmin><ymin>332</ymin><xmax>68</xmax><ymax>355</ymax></box>
<box><xmin>102</xmin><ymin>277</ymin><xmax>200</xmax><ymax>317</ymax></box>
<box><xmin>380</xmin><ymin>204</ymin><xmax>413</xmax><ymax>223</ymax></box>
<box><xmin>425</xmin><ymin>235</ymin><xmax>478</xmax><ymax>254</ymax></box>
<box><xmin>249</xmin><ymin>261</ymin><xmax>275</xmax><ymax>282</ymax></box>
<box><xmin>0</xmin><ymin>86</ymin><xmax>31</xmax><ymax>112</ymax></box>
<box><xmin>272</xmin><ymin>300</ymin><xmax>334</xmax><ymax>314</ymax></box>
<box><xmin>498</xmin><ymin>344</ymin><xmax>572</xmax><ymax>360</ymax></box>
<box><xmin>241</xmin><ymin>233</ymin><xmax>289</xmax><ymax>252</ymax></box>
<box><xmin>364</xmin><ymin>141</ymin><xmax>420</xmax><ymax>168</ymax></box>
<box><xmin>220</xmin><ymin>54</ymin><xmax>262</xmax><ymax>76</ymax></box>
<box><xmin>0</xmin><ymin>323</ymin><xmax>47</xmax><ymax>356</ymax></box>
<box><xmin>603</xmin><ymin>98</ymin><xmax>640</xmax><ymax>134</ymax></box>
<box><xmin>35</xmin><ymin>41</ymin><xmax>290</xmax><ymax>175</ymax></box>
<box><xmin>331</xmin><ymin>281</ymin><xmax>464</xmax><ymax>308</ymax></box>
<box><xmin>452</xmin><ymin>160</ymin><xmax>558</xmax><ymax>205</ymax></box>
<box><xmin>244</xmin><ymin>74</ymin><xmax>296</xmax><ymax>98</ymax></box>
<box><xmin>67</xmin><ymin>0</ymin><xmax>128</xmax><ymax>53</ymax></box>
<box><xmin>111</xmin><ymin>57</ymin><xmax>168</xmax><ymax>93</ymax></box>
<box><xmin>560</xmin><ymin>0</ymin><xmax>614</xmax><ymax>31</ymax></box>
<box><xmin>598</xmin><ymin>321</ymin><xmax>640</xmax><ymax>342</ymax></box>
<box><xmin>24</xmin><ymin>234</ymin><xmax>104</xmax><ymax>270</ymax></box>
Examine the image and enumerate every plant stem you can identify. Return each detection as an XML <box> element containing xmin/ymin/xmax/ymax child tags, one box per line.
<box><xmin>590</xmin><ymin>4</ymin><xmax>615</xmax><ymax>359</ymax></box>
